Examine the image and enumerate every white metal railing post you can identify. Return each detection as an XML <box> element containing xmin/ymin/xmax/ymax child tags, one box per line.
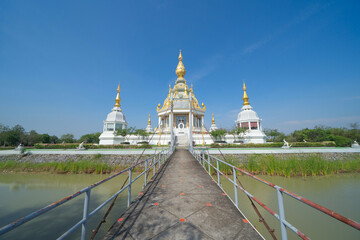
<box><xmin>159</xmin><ymin>153</ymin><xmax>161</xmax><ymax>169</ymax></box>
<box><xmin>153</xmin><ymin>156</ymin><xmax>156</xmax><ymax>176</ymax></box>
<box><xmin>127</xmin><ymin>167</ymin><xmax>133</xmax><ymax>207</ymax></box>
<box><xmin>276</xmin><ymin>187</ymin><xmax>288</xmax><ymax>240</ymax></box>
<box><xmin>216</xmin><ymin>158</ymin><xmax>220</xmax><ymax>186</ymax></box>
<box><xmin>207</xmin><ymin>155</ymin><xmax>211</xmax><ymax>174</ymax></box>
<box><xmin>81</xmin><ymin>189</ymin><xmax>91</xmax><ymax>240</ymax></box>
<box><xmin>144</xmin><ymin>159</ymin><xmax>148</xmax><ymax>187</ymax></box>
<box><xmin>233</xmin><ymin>167</ymin><xmax>238</xmax><ymax>207</ymax></box>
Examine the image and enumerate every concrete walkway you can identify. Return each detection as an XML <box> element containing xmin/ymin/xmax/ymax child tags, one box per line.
<box><xmin>103</xmin><ymin>149</ymin><xmax>263</xmax><ymax>240</ymax></box>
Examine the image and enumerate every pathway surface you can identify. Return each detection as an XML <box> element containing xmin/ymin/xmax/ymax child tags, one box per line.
<box><xmin>103</xmin><ymin>149</ymin><xmax>263</xmax><ymax>240</ymax></box>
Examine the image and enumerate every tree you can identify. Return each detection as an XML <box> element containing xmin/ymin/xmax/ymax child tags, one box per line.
<box><xmin>116</xmin><ymin>127</ymin><xmax>135</xmax><ymax>142</ymax></box>
<box><xmin>79</xmin><ymin>133</ymin><xmax>101</xmax><ymax>143</ymax></box>
<box><xmin>5</xmin><ymin>124</ymin><xmax>26</xmax><ymax>146</ymax></box>
<box><xmin>50</xmin><ymin>135</ymin><xmax>59</xmax><ymax>144</ymax></box>
<box><xmin>60</xmin><ymin>134</ymin><xmax>75</xmax><ymax>143</ymax></box>
<box><xmin>40</xmin><ymin>134</ymin><xmax>51</xmax><ymax>143</ymax></box>
<box><xmin>134</xmin><ymin>129</ymin><xmax>149</xmax><ymax>140</ymax></box>
<box><xmin>264</xmin><ymin>129</ymin><xmax>285</xmax><ymax>142</ymax></box>
<box><xmin>26</xmin><ymin>130</ymin><xmax>41</xmax><ymax>145</ymax></box>
<box><xmin>210</xmin><ymin>129</ymin><xmax>227</xmax><ymax>142</ymax></box>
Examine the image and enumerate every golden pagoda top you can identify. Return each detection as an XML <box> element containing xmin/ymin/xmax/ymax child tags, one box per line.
<box><xmin>243</xmin><ymin>82</ymin><xmax>249</xmax><ymax>106</ymax></box>
<box><xmin>212</xmin><ymin>113</ymin><xmax>215</xmax><ymax>124</ymax></box>
<box><xmin>148</xmin><ymin>113</ymin><xmax>151</xmax><ymax>125</ymax></box>
<box><xmin>175</xmin><ymin>50</ymin><xmax>186</xmax><ymax>79</ymax></box>
<box><xmin>115</xmin><ymin>84</ymin><xmax>121</xmax><ymax>107</ymax></box>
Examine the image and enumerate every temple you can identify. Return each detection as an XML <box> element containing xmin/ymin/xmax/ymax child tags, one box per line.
<box><xmin>98</xmin><ymin>84</ymin><xmax>128</xmax><ymax>145</ymax></box>
<box><xmin>149</xmin><ymin>51</ymin><xmax>213</xmax><ymax>146</ymax></box>
<box><xmin>234</xmin><ymin>82</ymin><xmax>266</xmax><ymax>143</ymax></box>
<box><xmin>98</xmin><ymin>52</ymin><xmax>266</xmax><ymax>146</ymax></box>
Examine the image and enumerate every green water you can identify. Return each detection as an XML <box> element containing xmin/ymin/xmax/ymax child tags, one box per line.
<box><xmin>219</xmin><ymin>173</ymin><xmax>360</xmax><ymax>240</ymax></box>
<box><xmin>0</xmin><ymin>173</ymin><xmax>359</xmax><ymax>239</ymax></box>
<box><xmin>0</xmin><ymin>173</ymin><xmax>144</xmax><ymax>240</ymax></box>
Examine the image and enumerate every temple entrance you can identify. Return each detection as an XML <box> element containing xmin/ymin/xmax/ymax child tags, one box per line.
<box><xmin>176</xmin><ymin>116</ymin><xmax>187</xmax><ymax>129</ymax></box>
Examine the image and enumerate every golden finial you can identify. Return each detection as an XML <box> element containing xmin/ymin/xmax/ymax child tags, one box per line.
<box><xmin>190</xmin><ymin>84</ymin><xmax>193</xmax><ymax>94</ymax></box>
<box><xmin>212</xmin><ymin>113</ymin><xmax>215</xmax><ymax>124</ymax></box>
<box><xmin>175</xmin><ymin>50</ymin><xmax>186</xmax><ymax>79</ymax></box>
<box><xmin>148</xmin><ymin>113</ymin><xmax>151</xmax><ymax>125</ymax></box>
<box><xmin>115</xmin><ymin>84</ymin><xmax>121</xmax><ymax>107</ymax></box>
<box><xmin>243</xmin><ymin>82</ymin><xmax>249</xmax><ymax>106</ymax></box>
<box><xmin>157</xmin><ymin>103</ymin><xmax>161</xmax><ymax>111</ymax></box>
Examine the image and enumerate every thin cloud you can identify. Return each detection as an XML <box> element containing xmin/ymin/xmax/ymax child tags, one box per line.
<box><xmin>188</xmin><ymin>53</ymin><xmax>223</xmax><ymax>83</ymax></box>
<box><xmin>345</xmin><ymin>96</ymin><xmax>360</xmax><ymax>100</ymax></box>
<box><xmin>242</xmin><ymin>3</ymin><xmax>329</xmax><ymax>55</ymax></box>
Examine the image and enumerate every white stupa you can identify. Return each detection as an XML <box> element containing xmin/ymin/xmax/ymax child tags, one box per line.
<box><xmin>99</xmin><ymin>85</ymin><xmax>128</xmax><ymax>145</ymax></box>
<box><xmin>235</xmin><ymin>82</ymin><xmax>266</xmax><ymax>144</ymax></box>
<box><xmin>146</xmin><ymin>113</ymin><xmax>153</xmax><ymax>133</ymax></box>
<box><xmin>209</xmin><ymin>113</ymin><xmax>218</xmax><ymax>132</ymax></box>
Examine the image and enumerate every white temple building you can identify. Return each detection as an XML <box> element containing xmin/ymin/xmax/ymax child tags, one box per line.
<box><xmin>98</xmin><ymin>52</ymin><xmax>266</xmax><ymax>146</ymax></box>
<box><xmin>99</xmin><ymin>85</ymin><xmax>128</xmax><ymax>145</ymax></box>
<box><xmin>233</xmin><ymin>82</ymin><xmax>266</xmax><ymax>144</ymax></box>
<box><xmin>148</xmin><ymin>51</ymin><xmax>213</xmax><ymax>146</ymax></box>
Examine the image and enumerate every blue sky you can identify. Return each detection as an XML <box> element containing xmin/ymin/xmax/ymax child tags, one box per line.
<box><xmin>0</xmin><ymin>0</ymin><xmax>359</xmax><ymax>138</ymax></box>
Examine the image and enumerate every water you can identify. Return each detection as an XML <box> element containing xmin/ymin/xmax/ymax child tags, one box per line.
<box><xmin>0</xmin><ymin>173</ymin><xmax>145</xmax><ymax>240</ymax></box>
<box><xmin>0</xmin><ymin>173</ymin><xmax>359</xmax><ymax>240</ymax></box>
<box><xmin>219</xmin><ymin>173</ymin><xmax>360</xmax><ymax>240</ymax></box>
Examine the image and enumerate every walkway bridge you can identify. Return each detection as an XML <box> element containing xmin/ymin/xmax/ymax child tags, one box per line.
<box><xmin>0</xmin><ymin>147</ymin><xmax>359</xmax><ymax>240</ymax></box>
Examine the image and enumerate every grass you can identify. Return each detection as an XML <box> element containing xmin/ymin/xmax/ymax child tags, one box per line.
<box><xmin>208</xmin><ymin>154</ymin><xmax>360</xmax><ymax>177</ymax></box>
<box><xmin>0</xmin><ymin>160</ymin><xmax>144</xmax><ymax>174</ymax></box>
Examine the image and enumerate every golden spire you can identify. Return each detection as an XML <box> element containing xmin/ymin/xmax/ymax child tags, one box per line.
<box><xmin>190</xmin><ymin>84</ymin><xmax>193</xmax><ymax>94</ymax></box>
<box><xmin>148</xmin><ymin>113</ymin><xmax>151</xmax><ymax>125</ymax></box>
<box><xmin>243</xmin><ymin>82</ymin><xmax>249</xmax><ymax>106</ymax></box>
<box><xmin>115</xmin><ymin>84</ymin><xmax>121</xmax><ymax>107</ymax></box>
<box><xmin>175</xmin><ymin>50</ymin><xmax>186</xmax><ymax>78</ymax></box>
<box><xmin>212</xmin><ymin>113</ymin><xmax>215</xmax><ymax>124</ymax></box>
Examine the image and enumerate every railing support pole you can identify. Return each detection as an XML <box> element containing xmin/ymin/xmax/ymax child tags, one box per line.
<box><xmin>159</xmin><ymin>154</ymin><xmax>161</xmax><ymax>169</ymax></box>
<box><xmin>153</xmin><ymin>156</ymin><xmax>155</xmax><ymax>176</ymax></box>
<box><xmin>128</xmin><ymin>168</ymin><xmax>133</xmax><ymax>207</ymax></box>
<box><xmin>276</xmin><ymin>187</ymin><xmax>288</xmax><ymax>240</ymax></box>
<box><xmin>81</xmin><ymin>189</ymin><xmax>91</xmax><ymax>240</ymax></box>
<box><xmin>216</xmin><ymin>158</ymin><xmax>220</xmax><ymax>187</ymax></box>
<box><xmin>207</xmin><ymin>155</ymin><xmax>211</xmax><ymax>174</ymax></box>
<box><xmin>144</xmin><ymin>159</ymin><xmax>148</xmax><ymax>187</ymax></box>
<box><xmin>233</xmin><ymin>167</ymin><xmax>238</xmax><ymax>207</ymax></box>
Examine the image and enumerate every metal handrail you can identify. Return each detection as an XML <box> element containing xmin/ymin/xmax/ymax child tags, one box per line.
<box><xmin>190</xmin><ymin>148</ymin><xmax>360</xmax><ymax>240</ymax></box>
<box><xmin>0</xmin><ymin>147</ymin><xmax>174</xmax><ymax>239</ymax></box>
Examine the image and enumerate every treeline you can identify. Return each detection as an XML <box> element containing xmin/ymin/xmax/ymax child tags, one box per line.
<box><xmin>265</xmin><ymin>124</ymin><xmax>359</xmax><ymax>147</ymax></box>
<box><xmin>209</xmin><ymin>124</ymin><xmax>359</xmax><ymax>147</ymax></box>
<box><xmin>0</xmin><ymin>124</ymin><xmax>100</xmax><ymax>146</ymax></box>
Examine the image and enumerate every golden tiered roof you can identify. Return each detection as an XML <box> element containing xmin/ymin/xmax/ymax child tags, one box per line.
<box><xmin>157</xmin><ymin>51</ymin><xmax>206</xmax><ymax>112</ymax></box>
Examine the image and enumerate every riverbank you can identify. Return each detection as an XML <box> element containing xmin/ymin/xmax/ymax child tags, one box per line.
<box><xmin>0</xmin><ymin>154</ymin><xmax>150</xmax><ymax>174</ymax></box>
<box><xmin>214</xmin><ymin>153</ymin><xmax>360</xmax><ymax>177</ymax></box>
<box><xmin>1</xmin><ymin>152</ymin><xmax>360</xmax><ymax>176</ymax></box>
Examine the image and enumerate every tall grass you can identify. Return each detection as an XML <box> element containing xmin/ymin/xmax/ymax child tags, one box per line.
<box><xmin>209</xmin><ymin>154</ymin><xmax>360</xmax><ymax>177</ymax></box>
<box><xmin>0</xmin><ymin>160</ymin><xmax>144</xmax><ymax>174</ymax></box>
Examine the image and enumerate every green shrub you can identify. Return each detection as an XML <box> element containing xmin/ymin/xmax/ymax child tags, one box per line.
<box><xmin>329</xmin><ymin>136</ymin><xmax>353</xmax><ymax>147</ymax></box>
<box><xmin>34</xmin><ymin>143</ymin><xmax>152</xmax><ymax>149</ymax></box>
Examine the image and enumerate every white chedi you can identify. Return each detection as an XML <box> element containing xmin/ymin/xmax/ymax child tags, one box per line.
<box><xmin>235</xmin><ymin>82</ymin><xmax>266</xmax><ymax>144</ymax></box>
<box><xmin>209</xmin><ymin>113</ymin><xmax>218</xmax><ymax>132</ymax></box>
<box><xmin>146</xmin><ymin>114</ymin><xmax>153</xmax><ymax>133</ymax></box>
<box><xmin>99</xmin><ymin>85</ymin><xmax>128</xmax><ymax>145</ymax></box>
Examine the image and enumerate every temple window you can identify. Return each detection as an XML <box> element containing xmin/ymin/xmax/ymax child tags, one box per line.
<box><xmin>107</xmin><ymin>123</ymin><xmax>115</xmax><ymax>131</ymax></box>
<box><xmin>250</xmin><ymin>122</ymin><xmax>258</xmax><ymax>130</ymax></box>
<box><xmin>241</xmin><ymin>122</ymin><xmax>249</xmax><ymax>129</ymax></box>
<box><xmin>115</xmin><ymin>123</ymin><xmax>122</xmax><ymax>130</ymax></box>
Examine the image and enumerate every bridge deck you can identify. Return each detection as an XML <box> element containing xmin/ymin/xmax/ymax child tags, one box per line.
<box><xmin>103</xmin><ymin>149</ymin><xmax>263</xmax><ymax>240</ymax></box>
